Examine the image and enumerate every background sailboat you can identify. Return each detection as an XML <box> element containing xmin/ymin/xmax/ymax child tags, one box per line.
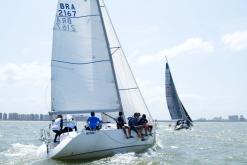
<box><xmin>39</xmin><ymin>0</ymin><xmax>155</xmax><ymax>160</ymax></box>
<box><xmin>165</xmin><ymin>59</ymin><xmax>193</xmax><ymax>130</ymax></box>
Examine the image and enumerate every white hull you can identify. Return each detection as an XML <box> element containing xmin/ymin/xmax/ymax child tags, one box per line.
<box><xmin>175</xmin><ymin>123</ymin><xmax>190</xmax><ymax>130</ymax></box>
<box><xmin>46</xmin><ymin>126</ymin><xmax>156</xmax><ymax>160</ymax></box>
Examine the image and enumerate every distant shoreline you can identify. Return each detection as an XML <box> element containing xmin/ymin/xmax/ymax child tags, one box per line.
<box><xmin>156</xmin><ymin>120</ymin><xmax>247</xmax><ymax>122</ymax></box>
<box><xmin>0</xmin><ymin>120</ymin><xmax>246</xmax><ymax>123</ymax></box>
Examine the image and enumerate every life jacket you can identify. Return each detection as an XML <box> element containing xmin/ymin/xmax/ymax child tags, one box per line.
<box><xmin>128</xmin><ymin>117</ymin><xmax>136</xmax><ymax>126</ymax></box>
<box><xmin>138</xmin><ymin>117</ymin><xmax>148</xmax><ymax>125</ymax></box>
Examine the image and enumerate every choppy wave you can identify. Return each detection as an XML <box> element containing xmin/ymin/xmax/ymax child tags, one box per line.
<box><xmin>170</xmin><ymin>145</ymin><xmax>179</xmax><ymax>149</ymax></box>
<box><xmin>1</xmin><ymin>122</ymin><xmax>247</xmax><ymax>165</ymax></box>
<box><xmin>0</xmin><ymin>143</ymin><xmax>39</xmax><ymax>165</ymax></box>
<box><xmin>36</xmin><ymin>143</ymin><xmax>48</xmax><ymax>159</ymax></box>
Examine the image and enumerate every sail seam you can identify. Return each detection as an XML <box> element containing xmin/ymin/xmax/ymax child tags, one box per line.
<box><xmin>52</xmin><ymin>59</ymin><xmax>110</xmax><ymax>65</ymax></box>
<box><xmin>56</xmin><ymin>14</ymin><xmax>100</xmax><ymax>19</ymax></box>
<box><xmin>49</xmin><ymin>108</ymin><xmax>121</xmax><ymax>115</ymax></box>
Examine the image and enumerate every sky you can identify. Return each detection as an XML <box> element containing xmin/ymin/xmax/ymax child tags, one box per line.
<box><xmin>0</xmin><ymin>0</ymin><xmax>247</xmax><ymax>120</ymax></box>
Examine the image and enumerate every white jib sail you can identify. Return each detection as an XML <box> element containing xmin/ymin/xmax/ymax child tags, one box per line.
<box><xmin>51</xmin><ymin>0</ymin><xmax>121</xmax><ymax>114</ymax></box>
<box><xmin>99</xmin><ymin>0</ymin><xmax>153</xmax><ymax>122</ymax></box>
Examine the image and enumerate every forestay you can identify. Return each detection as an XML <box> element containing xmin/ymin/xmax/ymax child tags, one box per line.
<box><xmin>51</xmin><ymin>0</ymin><xmax>121</xmax><ymax>114</ymax></box>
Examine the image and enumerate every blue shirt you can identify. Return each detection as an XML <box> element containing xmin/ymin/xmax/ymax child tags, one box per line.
<box><xmin>87</xmin><ymin>116</ymin><xmax>101</xmax><ymax>129</ymax></box>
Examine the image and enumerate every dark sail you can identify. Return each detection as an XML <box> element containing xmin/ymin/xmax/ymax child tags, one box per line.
<box><xmin>179</xmin><ymin>99</ymin><xmax>193</xmax><ymax>122</ymax></box>
<box><xmin>165</xmin><ymin>62</ymin><xmax>193</xmax><ymax>123</ymax></box>
<box><xmin>165</xmin><ymin>63</ymin><xmax>183</xmax><ymax>120</ymax></box>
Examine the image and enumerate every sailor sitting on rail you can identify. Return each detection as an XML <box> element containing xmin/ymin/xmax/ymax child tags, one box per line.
<box><xmin>116</xmin><ymin>112</ymin><xmax>133</xmax><ymax>139</ymax></box>
<box><xmin>63</xmin><ymin>116</ymin><xmax>77</xmax><ymax>133</ymax></box>
<box><xmin>128</xmin><ymin>113</ymin><xmax>145</xmax><ymax>141</ymax></box>
<box><xmin>85</xmin><ymin>112</ymin><xmax>102</xmax><ymax>130</ymax></box>
<box><xmin>138</xmin><ymin>114</ymin><xmax>153</xmax><ymax>136</ymax></box>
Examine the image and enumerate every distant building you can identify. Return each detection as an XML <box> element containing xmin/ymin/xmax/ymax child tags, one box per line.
<box><xmin>74</xmin><ymin>114</ymin><xmax>88</xmax><ymax>121</ymax></box>
<box><xmin>239</xmin><ymin>115</ymin><xmax>246</xmax><ymax>121</ymax></box>
<box><xmin>0</xmin><ymin>112</ymin><xmax>2</xmax><ymax>120</ymax></box>
<box><xmin>3</xmin><ymin>113</ymin><xmax>7</xmax><ymax>120</ymax></box>
<box><xmin>40</xmin><ymin>114</ymin><xmax>44</xmax><ymax>121</ymax></box>
<box><xmin>228</xmin><ymin>115</ymin><xmax>239</xmax><ymax>121</ymax></box>
<box><xmin>197</xmin><ymin>118</ymin><xmax>207</xmax><ymax>121</ymax></box>
<box><xmin>34</xmin><ymin>114</ymin><xmax>39</xmax><ymax>121</ymax></box>
<box><xmin>43</xmin><ymin>114</ymin><xmax>51</xmax><ymax>121</ymax></box>
<box><xmin>8</xmin><ymin>113</ymin><xmax>19</xmax><ymax>120</ymax></box>
<box><xmin>212</xmin><ymin>117</ymin><xmax>223</xmax><ymax>121</ymax></box>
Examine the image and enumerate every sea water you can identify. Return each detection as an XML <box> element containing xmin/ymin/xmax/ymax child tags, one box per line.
<box><xmin>0</xmin><ymin>121</ymin><xmax>246</xmax><ymax>165</ymax></box>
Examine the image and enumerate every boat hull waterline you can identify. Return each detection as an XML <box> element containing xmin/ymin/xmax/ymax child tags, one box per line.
<box><xmin>45</xmin><ymin>129</ymin><xmax>155</xmax><ymax>160</ymax></box>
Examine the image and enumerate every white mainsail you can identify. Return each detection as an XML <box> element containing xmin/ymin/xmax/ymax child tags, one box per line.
<box><xmin>51</xmin><ymin>0</ymin><xmax>121</xmax><ymax>114</ymax></box>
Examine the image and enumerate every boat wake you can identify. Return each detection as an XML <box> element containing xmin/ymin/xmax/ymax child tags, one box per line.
<box><xmin>106</xmin><ymin>152</ymin><xmax>138</xmax><ymax>164</ymax></box>
<box><xmin>0</xmin><ymin>143</ymin><xmax>39</xmax><ymax>164</ymax></box>
<box><xmin>36</xmin><ymin>143</ymin><xmax>48</xmax><ymax>159</ymax></box>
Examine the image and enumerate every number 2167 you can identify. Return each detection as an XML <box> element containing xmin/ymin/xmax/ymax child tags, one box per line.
<box><xmin>58</xmin><ymin>10</ymin><xmax>76</xmax><ymax>17</ymax></box>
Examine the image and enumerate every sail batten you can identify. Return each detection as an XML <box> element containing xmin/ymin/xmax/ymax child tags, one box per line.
<box><xmin>49</xmin><ymin>108</ymin><xmax>120</xmax><ymax>115</ymax></box>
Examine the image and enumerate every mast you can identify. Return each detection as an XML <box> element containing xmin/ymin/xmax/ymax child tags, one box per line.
<box><xmin>96</xmin><ymin>0</ymin><xmax>123</xmax><ymax>113</ymax></box>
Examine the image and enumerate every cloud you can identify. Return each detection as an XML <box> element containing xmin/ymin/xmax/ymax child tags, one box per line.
<box><xmin>222</xmin><ymin>30</ymin><xmax>247</xmax><ymax>51</ymax></box>
<box><xmin>0</xmin><ymin>63</ymin><xmax>51</xmax><ymax>113</ymax></box>
<box><xmin>136</xmin><ymin>37</ymin><xmax>214</xmax><ymax>65</ymax></box>
<box><xmin>0</xmin><ymin>63</ymin><xmax>50</xmax><ymax>86</ymax></box>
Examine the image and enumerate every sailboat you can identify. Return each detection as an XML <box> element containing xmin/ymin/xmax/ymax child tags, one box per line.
<box><xmin>165</xmin><ymin>59</ymin><xmax>193</xmax><ymax>130</ymax></box>
<box><xmin>39</xmin><ymin>0</ymin><xmax>155</xmax><ymax>160</ymax></box>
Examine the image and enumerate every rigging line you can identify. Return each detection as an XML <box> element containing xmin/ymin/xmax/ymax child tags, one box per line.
<box><xmin>110</xmin><ymin>47</ymin><xmax>121</xmax><ymax>49</ymax></box>
<box><xmin>102</xmin><ymin>112</ymin><xmax>117</xmax><ymax>122</ymax></box>
<box><xmin>52</xmin><ymin>59</ymin><xmax>110</xmax><ymax>65</ymax></box>
<box><xmin>111</xmin><ymin>47</ymin><xmax>120</xmax><ymax>56</ymax></box>
<box><xmin>119</xmin><ymin>87</ymin><xmax>138</xmax><ymax>91</ymax></box>
<box><xmin>56</xmin><ymin>14</ymin><xmax>100</xmax><ymax>19</ymax></box>
<box><xmin>101</xmin><ymin>0</ymin><xmax>153</xmax><ymax>120</ymax></box>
